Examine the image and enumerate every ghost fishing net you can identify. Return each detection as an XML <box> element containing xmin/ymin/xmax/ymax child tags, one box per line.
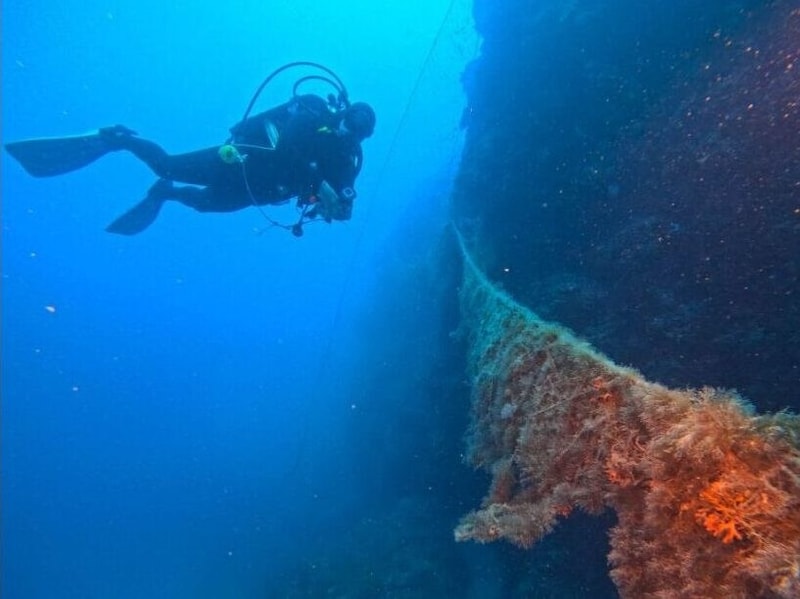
<box><xmin>453</xmin><ymin>230</ymin><xmax>800</xmax><ymax>599</ymax></box>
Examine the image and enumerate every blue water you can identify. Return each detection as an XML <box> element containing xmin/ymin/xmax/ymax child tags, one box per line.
<box><xmin>9</xmin><ymin>2</ymin><xmax>796</xmax><ymax>597</ymax></box>
<box><xmin>2</xmin><ymin>1</ymin><xmax>474</xmax><ymax>596</ymax></box>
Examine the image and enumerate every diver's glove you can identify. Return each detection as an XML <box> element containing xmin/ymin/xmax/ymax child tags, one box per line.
<box><xmin>309</xmin><ymin>180</ymin><xmax>355</xmax><ymax>222</ymax></box>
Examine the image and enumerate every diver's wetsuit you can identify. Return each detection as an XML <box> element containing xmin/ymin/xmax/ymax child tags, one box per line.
<box><xmin>114</xmin><ymin>94</ymin><xmax>362</xmax><ymax>218</ymax></box>
<box><xmin>4</xmin><ymin>92</ymin><xmax>371</xmax><ymax>234</ymax></box>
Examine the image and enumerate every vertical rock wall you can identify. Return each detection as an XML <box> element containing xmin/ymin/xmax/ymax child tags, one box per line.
<box><xmin>453</xmin><ymin>0</ymin><xmax>799</xmax><ymax>411</ymax></box>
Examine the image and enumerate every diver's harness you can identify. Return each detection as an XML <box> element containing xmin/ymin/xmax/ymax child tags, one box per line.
<box><xmin>220</xmin><ymin>61</ymin><xmax>359</xmax><ymax>237</ymax></box>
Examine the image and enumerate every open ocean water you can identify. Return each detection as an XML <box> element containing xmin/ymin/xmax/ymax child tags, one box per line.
<box><xmin>3</xmin><ymin>1</ymin><xmax>797</xmax><ymax>598</ymax></box>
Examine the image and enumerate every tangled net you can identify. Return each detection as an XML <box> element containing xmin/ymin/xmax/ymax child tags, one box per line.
<box><xmin>453</xmin><ymin>232</ymin><xmax>800</xmax><ymax>598</ymax></box>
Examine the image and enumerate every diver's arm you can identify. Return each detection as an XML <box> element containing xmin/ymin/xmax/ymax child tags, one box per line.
<box><xmin>310</xmin><ymin>145</ymin><xmax>361</xmax><ymax>222</ymax></box>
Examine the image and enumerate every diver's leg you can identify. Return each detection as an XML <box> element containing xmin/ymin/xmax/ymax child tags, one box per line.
<box><xmin>101</xmin><ymin>128</ymin><xmax>170</xmax><ymax>174</ymax></box>
<box><xmin>106</xmin><ymin>130</ymin><xmax>230</xmax><ymax>186</ymax></box>
<box><xmin>167</xmin><ymin>184</ymin><xmax>253</xmax><ymax>213</ymax></box>
<box><xmin>108</xmin><ymin>179</ymin><xmax>251</xmax><ymax>229</ymax></box>
<box><xmin>106</xmin><ymin>178</ymin><xmax>254</xmax><ymax>235</ymax></box>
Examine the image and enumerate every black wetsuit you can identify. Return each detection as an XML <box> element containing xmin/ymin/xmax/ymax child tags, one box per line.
<box><xmin>116</xmin><ymin>94</ymin><xmax>362</xmax><ymax>220</ymax></box>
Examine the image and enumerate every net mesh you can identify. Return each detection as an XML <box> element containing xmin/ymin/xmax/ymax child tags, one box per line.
<box><xmin>454</xmin><ymin>230</ymin><xmax>800</xmax><ymax>598</ymax></box>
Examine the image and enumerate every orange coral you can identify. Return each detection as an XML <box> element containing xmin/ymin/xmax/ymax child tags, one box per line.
<box><xmin>695</xmin><ymin>479</ymin><xmax>752</xmax><ymax>544</ymax></box>
<box><xmin>692</xmin><ymin>459</ymin><xmax>789</xmax><ymax>547</ymax></box>
<box><xmin>697</xmin><ymin>509</ymin><xmax>744</xmax><ymax>544</ymax></box>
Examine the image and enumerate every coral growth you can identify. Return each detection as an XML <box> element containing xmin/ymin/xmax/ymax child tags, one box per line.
<box><xmin>453</xmin><ymin>233</ymin><xmax>800</xmax><ymax>599</ymax></box>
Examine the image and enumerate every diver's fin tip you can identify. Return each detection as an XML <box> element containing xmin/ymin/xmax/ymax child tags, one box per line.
<box><xmin>105</xmin><ymin>223</ymin><xmax>140</xmax><ymax>236</ymax></box>
<box><xmin>106</xmin><ymin>195</ymin><xmax>166</xmax><ymax>236</ymax></box>
<box><xmin>5</xmin><ymin>132</ymin><xmax>113</xmax><ymax>177</ymax></box>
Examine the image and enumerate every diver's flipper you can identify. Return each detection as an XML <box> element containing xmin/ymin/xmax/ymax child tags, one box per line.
<box><xmin>106</xmin><ymin>179</ymin><xmax>172</xmax><ymax>236</ymax></box>
<box><xmin>4</xmin><ymin>126</ymin><xmax>136</xmax><ymax>177</ymax></box>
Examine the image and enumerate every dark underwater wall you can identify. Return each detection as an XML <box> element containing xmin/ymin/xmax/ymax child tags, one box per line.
<box><xmin>454</xmin><ymin>0</ymin><xmax>799</xmax><ymax>412</ymax></box>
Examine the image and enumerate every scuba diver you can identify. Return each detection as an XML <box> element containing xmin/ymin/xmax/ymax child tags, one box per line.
<box><xmin>4</xmin><ymin>62</ymin><xmax>376</xmax><ymax>237</ymax></box>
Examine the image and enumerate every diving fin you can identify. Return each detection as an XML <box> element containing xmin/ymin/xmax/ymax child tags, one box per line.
<box><xmin>4</xmin><ymin>125</ymin><xmax>136</xmax><ymax>177</ymax></box>
<box><xmin>106</xmin><ymin>179</ymin><xmax>173</xmax><ymax>236</ymax></box>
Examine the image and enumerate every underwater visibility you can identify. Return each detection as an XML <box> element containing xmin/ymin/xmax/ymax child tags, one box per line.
<box><xmin>2</xmin><ymin>0</ymin><xmax>798</xmax><ymax>598</ymax></box>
